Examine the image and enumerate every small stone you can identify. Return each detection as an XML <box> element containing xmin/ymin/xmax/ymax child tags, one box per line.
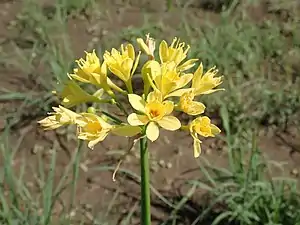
<box><xmin>163</xmin><ymin>136</ymin><xmax>170</xmax><ymax>145</ymax></box>
<box><xmin>102</xmin><ymin>29</ymin><xmax>108</xmax><ymax>35</ymax></box>
<box><xmin>69</xmin><ymin>210</ymin><xmax>76</xmax><ymax>217</ymax></box>
<box><xmin>92</xmin><ymin>37</ymin><xmax>99</xmax><ymax>42</ymax></box>
<box><xmin>78</xmin><ymin>15</ymin><xmax>86</xmax><ymax>20</ymax></box>
<box><xmin>150</xmin><ymin>161</ymin><xmax>159</xmax><ymax>172</ymax></box>
<box><xmin>32</xmin><ymin>144</ymin><xmax>44</xmax><ymax>154</ymax></box>
<box><xmin>291</xmin><ymin>168</ymin><xmax>299</xmax><ymax>177</ymax></box>
<box><xmin>8</xmin><ymin>20</ymin><xmax>17</xmax><ymax>27</ymax></box>
<box><xmin>80</xmin><ymin>163</ymin><xmax>88</xmax><ymax>172</ymax></box>
<box><xmin>124</xmin><ymin>156</ymin><xmax>131</xmax><ymax>163</ymax></box>
<box><xmin>26</xmin><ymin>182</ymin><xmax>34</xmax><ymax>188</ymax></box>
<box><xmin>158</xmin><ymin>159</ymin><xmax>165</xmax><ymax>168</ymax></box>
<box><xmin>166</xmin><ymin>162</ymin><xmax>172</xmax><ymax>169</ymax></box>
<box><xmin>210</xmin><ymin>142</ymin><xmax>216</xmax><ymax>149</ymax></box>
<box><xmin>86</xmin><ymin>26</ymin><xmax>96</xmax><ymax>34</ymax></box>
<box><xmin>48</xmin><ymin>149</ymin><xmax>55</xmax><ymax>155</ymax></box>
<box><xmin>205</xmin><ymin>148</ymin><xmax>212</xmax><ymax>155</ymax></box>
<box><xmin>83</xmin><ymin>203</ymin><xmax>92</xmax><ymax>211</ymax></box>
<box><xmin>222</xmin><ymin>146</ymin><xmax>229</xmax><ymax>152</ymax></box>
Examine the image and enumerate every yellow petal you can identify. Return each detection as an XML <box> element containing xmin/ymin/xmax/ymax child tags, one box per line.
<box><xmin>137</xmin><ymin>38</ymin><xmax>151</xmax><ymax>55</ymax></box>
<box><xmin>199</xmin><ymin>88</ymin><xmax>225</xmax><ymax>95</ymax></box>
<box><xmin>127</xmin><ymin>113</ymin><xmax>148</xmax><ymax>126</ymax></box>
<box><xmin>38</xmin><ymin>116</ymin><xmax>61</xmax><ymax>130</ymax></box>
<box><xmin>142</xmin><ymin>60</ymin><xmax>161</xmax><ymax>83</ymax></box>
<box><xmin>159</xmin><ymin>40</ymin><xmax>168</xmax><ymax>63</ymax></box>
<box><xmin>165</xmin><ymin>88</ymin><xmax>193</xmax><ymax>98</ymax></box>
<box><xmin>211</xmin><ymin>124</ymin><xmax>221</xmax><ymax>136</ymax></box>
<box><xmin>101</xmin><ymin>61</ymin><xmax>107</xmax><ymax>75</ymax></box>
<box><xmin>58</xmin><ymin>105</ymin><xmax>80</xmax><ymax>121</ymax></box>
<box><xmin>201</xmin><ymin>116</ymin><xmax>211</xmax><ymax>124</ymax></box>
<box><xmin>97</xmin><ymin>116</ymin><xmax>113</xmax><ymax>129</ymax></box>
<box><xmin>157</xmin><ymin>116</ymin><xmax>181</xmax><ymax>131</ymax></box>
<box><xmin>107</xmin><ymin>65</ymin><xmax>125</xmax><ymax>82</ymax></box>
<box><xmin>60</xmin><ymin>80</ymin><xmax>101</xmax><ymax>108</ymax></box>
<box><xmin>137</xmin><ymin>34</ymin><xmax>156</xmax><ymax>58</ymax></box>
<box><xmin>126</xmin><ymin>44</ymin><xmax>135</xmax><ymax>60</ymax></box>
<box><xmin>163</xmin><ymin>101</ymin><xmax>174</xmax><ymax>115</ymax></box>
<box><xmin>193</xmin><ymin>137</ymin><xmax>202</xmax><ymax>158</ymax></box>
<box><xmin>146</xmin><ymin>122</ymin><xmax>159</xmax><ymax>142</ymax></box>
<box><xmin>131</xmin><ymin>51</ymin><xmax>141</xmax><ymax>76</ymax></box>
<box><xmin>121</xmin><ymin>58</ymin><xmax>134</xmax><ymax>81</ymax></box>
<box><xmin>177</xmin><ymin>59</ymin><xmax>198</xmax><ymax>72</ymax></box>
<box><xmin>185</xmin><ymin>101</ymin><xmax>206</xmax><ymax>116</ymax></box>
<box><xmin>69</xmin><ymin>73</ymin><xmax>89</xmax><ymax>83</ymax></box>
<box><xmin>112</xmin><ymin>125</ymin><xmax>142</xmax><ymax>137</ymax></box>
<box><xmin>87</xmin><ymin>133</ymin><xmax>109</xmax><ymax>150</ymax></box>
<box><xmin>106</xmin><ymin>77</ymin><xmax>125</xmax><ymax>93</ymax></box>
<box><xmin>192</xmin><ymin>63</ymin><xmax>203</xmax><ymax>89</ymax></box>
<box><xmin>128</xmin><ymin>94</ymin><xmax>146</xmax><ymax>113</ymax></box>
<box><xmin>92</xmin><ymin>89</ymin><xmax>104</xmax><ymax>98</ymax></box>
<box><xmin>147</xmin><ymin>91</ymin><xmax>162</xmax><ymax>103</ymax></box>
<box><xmin>176</xmin><ymin>73</ymin><xmax>193</xmax><ymax>90</ymax></box>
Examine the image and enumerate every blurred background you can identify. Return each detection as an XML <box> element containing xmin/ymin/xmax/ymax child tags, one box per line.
<box><xmin>0</xmin><ymin>0</ymin><xmax>300</xmax><ymax>224</ymax></box>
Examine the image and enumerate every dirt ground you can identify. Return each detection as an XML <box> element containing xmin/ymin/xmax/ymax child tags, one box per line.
<box><xmin>0</xmin><ymin>0</ymin><xmax>300</xmax><ymax>224</ymax></box>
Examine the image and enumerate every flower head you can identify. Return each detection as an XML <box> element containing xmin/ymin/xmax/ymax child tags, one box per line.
<box><xmin>159</xmin><ymin>37</ymin><xmax>198</xmax><ymax>72</ymax></box>
<box><xmin>60</xmin><ymin>80</ymin><xmax>104</xmax><ymax>108</ymax></box>
<box><xmin>76</xmin><ymin>113</ymin><xmax>112</xmax><ymax>149</ymax></box>
<box><xmin>70</xmin><ymin>50</ymin><xmax>102</xmax><ymax>84</ymax></box>
<box><xmin>38</xmin><ymin>106</ymin><xmax>79</xmax><ymax>130</ymax></box>
<box><xmin>38</xmin><ymin>35</ymin><xmax>224</xmax><ymax>159</ymax></box>
<box><xmin>103</xmin><ymin>44</ymin><xmax>141</xmax><ymax>85</ymax></box>
<box><xmin>192</xmin><ymin>63</ymin><xmax>224</xmax><ymax>96</ymax></box>
<box><xmin>127</xmin><ymin>91</ymin><xmax>181</xmax><ymax>142</ymax></box>
<box><xmin>144</xmin><ymin>60</ymin><xmax>193</xmax><ymax>99</ymax></box>
<box><xmin>179</xmin><ymin>90</ymin><xmax>206</xmax><ymax>115</ymax></box>
<box><xmin>137</xmin><ymin>33</ymin><xmax>156</xmax><ymax>59</ymax></box>
<box><xmin>189</xmin><ymin>116</ymin><xmax>221</xmax><ymax>158</ymax></box>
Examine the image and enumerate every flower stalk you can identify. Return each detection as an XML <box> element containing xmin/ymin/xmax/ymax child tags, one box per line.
<box><xmin>139</xmin><ymin>135</ymin><xmax>151</xmax><ymax>225</ymax></box>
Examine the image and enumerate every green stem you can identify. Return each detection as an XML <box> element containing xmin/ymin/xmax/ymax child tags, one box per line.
<box><xmin>140</xmin><ymin>136</ymin><xmax>151</xmax><ymax>225</ymax></box>
<box><xmin>126</xmin><ymin>80</ymin><xmax>133</xmax><ymax>94</ymax></box>
<box><xmin>100</xmin><ymin>111</ymin><xmax>123</xmax><ymax>124</ymax></box>
<box><xmin>116</xmin><ymin>101</ymin><xmax>129</xmax><ymax>116</ymax></box>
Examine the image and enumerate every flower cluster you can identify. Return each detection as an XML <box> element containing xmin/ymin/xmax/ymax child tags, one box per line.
<box><xmin>39</xmin><ymin>34</ymin><xmax>223</xmax><ymax>157</ymax></box>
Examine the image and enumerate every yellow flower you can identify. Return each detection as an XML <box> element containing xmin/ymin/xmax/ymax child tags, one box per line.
<box><xmin>60</xmin><ymin>80</ymin><xmax>105</xmax><ymax>108</ymax></box>
<box><xmin>189</xmin><ymin>116</ymin><xmax>221</xmax><ymax>158</ymax></box>
<box><xmin>70</xmin><ymin>50</ymin><xmax>103</xmax><ymax>84</ymax></box>
<box><xmin>38</xmin><ymin>106</ymin><xmax>79</xmax><ymax>130</ymax></box>
<box><xmin>76</xmin><ymin>113</ymin><xmax>112</xmax><ymax>149</ymax></box>
<box><xmin>179</xmin><ymin>90</ymin><xmax>206</xmax><ymax>115</ymax></box>
<box><xmin>137</xmin><ymin>33</ymin><xmax>156</xmax><ymax>59</ymax></box>
<box><xmin>159</xmin><ymin>37</ymin><xmax>198</xmax><ymax>72</ymax></box>
<box><xmin>144</xmin><ymin>60</ymin><xmax>193</xmax><ymax>99</ymax></box>
<box><xmin>192</xmin><ymin>63</ymin><xmax>224</xmax><ymax>96</ymax></box>
<box><xmin>103</xmin><ymin>44</ymin><xmax>141</xmax><ymax>92</ymax></box>
<box><xmin>127</xmin><ymin>91</ymin><xmax>181</xmax><ymax>142</ymax></box>
<box><xmin>69</xmin><ymin>50</ymin><xmax>123</xmax><ymax>95</ymax></box>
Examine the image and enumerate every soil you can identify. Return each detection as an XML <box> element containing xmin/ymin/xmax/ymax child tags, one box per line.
<box><xmin>0</xmin><ymin>0</ymin><xmax>300</xmax><ymax>224</ymax></box>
